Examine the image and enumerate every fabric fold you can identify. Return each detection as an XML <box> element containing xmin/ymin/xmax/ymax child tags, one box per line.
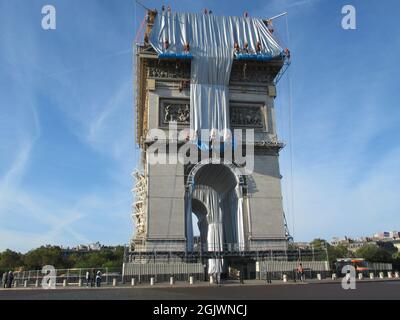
<box><xmin>149</xmin><ymin>12</ymin><xmax>282</xmax><ymax>139</ymax></box>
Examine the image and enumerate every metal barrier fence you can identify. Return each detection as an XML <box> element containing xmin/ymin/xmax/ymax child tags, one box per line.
<box><xmin>132</xmin><ymin>242</ymin><xmax>290</xmax><ymax>253</ymax></box>
<box><xmin>3</xmin><ymin>268</ymin><xmax>399</xmax><ymax>288</ymax></box>
<box><xmin>258</xmin><ymin>270</ymin><xmax>400</xmax><ymax>282</ymax></box>
<box><xmin>368</xmin><ymin>262</ymin><xmax>392</xmax><ymax>271</ymax></box>
<box><xmin>258</xmin><ymin>260</ymin><xmax>330</xmax><ymax>281</ymax></box>
<box><xmin>257</xmin><ymin>260</ymin><xmax>396</xmax><ymax>281</ymax></box>
<box><xmin>126</xmin><ymin>247</ymin><xmax>330</xmax><ymax>262</ymax></box>
<box><xmin>260</xmin><ymin>270</ymin><xmax>333</xmax><ymax>281</ymax></box>
<box><xmin>2</xmin><ymin>261</ymin><xmax>396</xmax><ymax>288</ymax></box>
<box><xmin>260</xmin><ymin>260</ymin><xmax>330</xmax><ymax>272</ymax></box>
<box><xmin>5</xmin><ymin>264</ymin><xmax>205</xmax><ymax>287</ymax></box>
<box><xmin>8</xmin><ymin>268</ymin><xmax>115</xmax><ymax>287</ymax></box>
<box><xmin>122</xmin><ymin>262</ymin><xmax>205</xmax><ymax>283</ymax></box>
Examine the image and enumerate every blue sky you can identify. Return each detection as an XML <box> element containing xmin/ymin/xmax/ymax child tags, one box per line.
<box><xmin>0</xmin><ymin>0</ymin><xmax>399</xmax><ymax>252</ymax></box>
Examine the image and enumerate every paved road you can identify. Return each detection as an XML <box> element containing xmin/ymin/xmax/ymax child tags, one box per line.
<box><xmin>0</xmin><ymin>280</ymin><xmax>399</xmax><ymax>300</ymax></box>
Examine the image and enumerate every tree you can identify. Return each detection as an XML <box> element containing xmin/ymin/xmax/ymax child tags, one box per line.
<box><xmin>393</xmin><ymin>252</ymin><xmax>400</xmax><ymax>261</ymax></box>
<box><xmin>309</xmin><ymin>239</ymin><xmax>354</xmax><ymax>267</ymax></box>
<box><xmin>310</xmin><ymin>238</ymin><xmax>329</xmax><ymax>251</ymax></box>
<box><xmin>23</xmin><ymin>246</ymin><xmax>68</xmax><ymax>270</ymax></box>
<box><xmin>74</xmin><ymin>246</ymin><xmax>125</xmax><ymax>270</ymax></box>
<box><xmin>66</xmin><ymin>253</ymin><xmax>80</xmax><ymax>268</ymax></box>
<box><xmin>0</xmin><ymin>249</ymin><xmax>23</xmax><ymax>272</ymax></box>
<box><xmin>377</xmin><ymin>241</ymin><xmax>397</xmax><ymax>255</ymax></box>
<box><xmin>392</xmin><ymin>252</ymin><xmax>400</xmax><ymax>270</ymax></box>
<box><xmin>355</xmin><ymin>244</ymin><xmax>392</xmax><ymax>263</ymax></box>
<box><xmin>0</xmin><ymin>245</ymin><xmax>125</xmax><ymax>271</ymax></box>
<box><xmin>329</xmin><ymin>244</ymin><xmax>352</xmax><ymax>262</ymax></box>
<box><xmin>74</xmin><ymin>252</ymin><xmax>107</xmax><ymax>269</ymax></box>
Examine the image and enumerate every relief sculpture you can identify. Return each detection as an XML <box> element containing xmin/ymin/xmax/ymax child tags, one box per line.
<box><xmin>230</xmin><ymin>105</ymin><xmax>263</xmax><ymax>128</ymax></box>
<box><xmin>162</xmin><ymin>102</ymin><xmax>190</xmax><ymax>124</ymax></box>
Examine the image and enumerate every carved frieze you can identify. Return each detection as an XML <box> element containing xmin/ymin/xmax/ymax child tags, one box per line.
<box><xmin>159</xmin><ymin>100</ymin><xmax>265</xmax><ymax>129</ymax></box>
<box><xmin>230</xmin><ymin>63</ymin><xmax>276</xmax><ymax>83</ymax></box>
<box><xmin>146</xmin><ymin>59</ymin><xmax>279</xmax><ymax>84</ymax></box>
<box><xmin>132</xmin><ymin>171</ymin><xmax>147</xmax><ymax>239</ymax></box>
<box><xmin>147</xmin><ymin>60</ymin><xmax>190</xmax><ymax>80</ymax></box>
<box><xmin>160</xmin><ymin>99</ymin><xmax>190</xmax><ymax>126</ymax></box>
<box><xmin>230</xmin><ymin>105</ymin><xmax>264</xmax><ymax>128</ymax></box>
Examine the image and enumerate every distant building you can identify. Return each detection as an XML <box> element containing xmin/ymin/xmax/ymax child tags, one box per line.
<box><xmin>74</xmin><ymin>244</ymin><xmax>88</xmax><ymax>251</ymax></box>
<box><xmin>293</xmin><ymin>242</ymin><xmax>310</xmax><ymax>250</ymax></box>
<box><xmin>88</xmin><ymin>242</ymin><xmax>102</xmax><ymax>251</ymax></box>
<box><xmin>374</xmin><ymin>232</ymin><xmax>391</xmax><ymax>240</ymax></box>
<box><xmin>373</xmin><ymin>231</ymin><xmax>400</xmax><ymax>240</ymax></box>
<box><xmin>390</xmin><ymin>231</ymin><xmax>400</xmax><ymax>239</ymax></box>
<box><xmin>359</xmin><ymin>236</ymin><xmax>373</xmax><ymax>242</ymax></box>
<box><xmin>331</xmin><ymin>236</ymin><xmax>354</xmax><ymax>246</ymax></box>
<box><xmin>330</xmin><ymin>230</ymin><xmax>400</xmax><ymax>253</ymax></box>
<box><xmin>62</xmin><ymin>242</ymin><xmax>104</xmax><ymax>253</ymax></box>
<box><xmin>332</xmin><ymin>231</ymin><xmax>400</xmax><ymax>244</ymax></box>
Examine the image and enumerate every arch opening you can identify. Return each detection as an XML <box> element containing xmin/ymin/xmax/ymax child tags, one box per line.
<box><xmin>186</xmin><ymin>163</ymin><xmax>245</xmax><ymax>275</ymax></box>
<box><xmin>191</xmin><ymin>199</ymin><xmax>208</xmax><ymax>250</ymax></box>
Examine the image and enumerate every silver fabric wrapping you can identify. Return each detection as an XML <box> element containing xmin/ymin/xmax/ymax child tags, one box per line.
<box><xmin>149</xmin><ymin>12</ymin><xmax>282</xmax><ymax>137</ymax></box>
<box><xmin>185</xmin><ymin>189</ymin><xmax>194</xmax><ymax>251</ymax></box>
<box><xmin>190</xmin><ymin>184</ymin><xmax>245</xmax><ymax>274</ymax></box>
<box><xmin>192</xmin><ymin>185</ymin><xmax>224</xmax><ymax>274</ymax></box>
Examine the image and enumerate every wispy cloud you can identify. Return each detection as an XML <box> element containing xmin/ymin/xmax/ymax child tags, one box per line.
<box><xmin>276</xmin><ymin>23</ymin><xmax>400</xmax><ymax>240</ymax></box>
<box><xmin>87</xmin><ymin>81</ymin><xmax>133</xmax><ymax>159</ymax></box>
<box><xmin>258</xmin><ymin>0</ymin><xmax>324</xmax><ymax>18</ymax></box>
<box><xmin>42</xmin><ymin>49</ymin><xmax>132</xmax><ymax>80</ymax></box>
<box><xmin>1</xmin><ymin>0</ymin><xmax>399</xmax><ymax>252</ymax></box>
<box><xmin>0</xmin><ymin>1</ymin><xmax>135</xmax><ymax>251</ymax></box>
<box><xmin>293</xmin><ymin>145</ymin><xmax>400</xmax><ymax>240</ymax></box>
<box><xmin>281</xmin><ymin>0</ymin><xmax>322</xmax><ymax>9</ymax></box>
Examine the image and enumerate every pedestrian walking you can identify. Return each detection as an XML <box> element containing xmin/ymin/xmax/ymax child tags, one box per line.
<box><xmin>266</xmin><ymin>271</ymin><xmax>272</xmax><ymax>284</ymax></box>
<box><xmin>95</xmin><ymin>271</ymin><xmax>102</xmax><ymax>287</ymax></box>
<box><xmin>297</xmin><ymin>263</ymin><xmax>304</xmax><ymax>282</ymax></box>
<box><xmin>2</xmin><ymin>272</ymin><xmax>8</xmax><ymax>288</ymax></box>
<box><xmin>6</xmin><ymin>271</ymin><xmax>14</xmax><ymax>288</ymax></box>
<box><xmin>85</xmin><ymin>270</ymin><xmax>91</xmax><ymax>287</ymax></box>
<box><xmin>90</xmin><ymin>269</ymin><xmax>95</xmax><ymax>287</ymax></box>
<box><xmin>213</xmin><ymin>272</ymin><xmax>218</xmax><ymax>285</ymax></box>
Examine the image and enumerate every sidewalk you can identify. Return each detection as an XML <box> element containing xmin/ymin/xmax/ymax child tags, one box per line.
<box><xmin>1</xmin><ymin>277</ymin><xmax>399</xmax><ymax>291</ymax></box>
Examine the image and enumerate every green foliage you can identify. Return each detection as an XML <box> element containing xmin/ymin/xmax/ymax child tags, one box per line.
<box><xmin>378</xmin><ymin>242</ymin><xmax>397</xmax><ymax>255</ymax></box>
<box><xmin>309</xmin><ymin>238</ymin><xmax>397</xmax><ymax>267</ymax></box>
<box><xmin>0</xmin><ymin>245</ymin><xmax>125</xmax><ymax>271</ymax></box>
<box><xmin>328</xmin><ymin>244</ymin><xmax>353</xmax><ymax>263</ymax></box>
<box><xmin>309</xmin><ymin>239</ymin><xmax>353</xmax><ymax>267</ymax></box>
<box><xmin>393</xmin><ymin>252</ymin><xmax>400</xmax><ymax>269</ymax></box>
<box><xmin>0</xmin><ymin>249</ymin><xmax>23</xmax><ymax>272</ymax></box>
<box><xmin>393</xmin><ymin>252</ymin><xmax>400</xmax><ymax>261</ymax></box>
<box><xmin>23</xmin><ymin>246</ymin><xmax>67</xmax><ymax>270</ymax></box>
<box><xmin>71</xmin><ymin>247</ymin><xmax>124</xmax><ymax>269</ymax></box>
<box><xmin>355</xmin><ymin>244</ymin><xmax>393</xmax><ymax>263</ymax></box>
<box><xmin>310</xmin><ymin>238</ymin><xmax>329</xmax><ymax>251</ymax></box>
